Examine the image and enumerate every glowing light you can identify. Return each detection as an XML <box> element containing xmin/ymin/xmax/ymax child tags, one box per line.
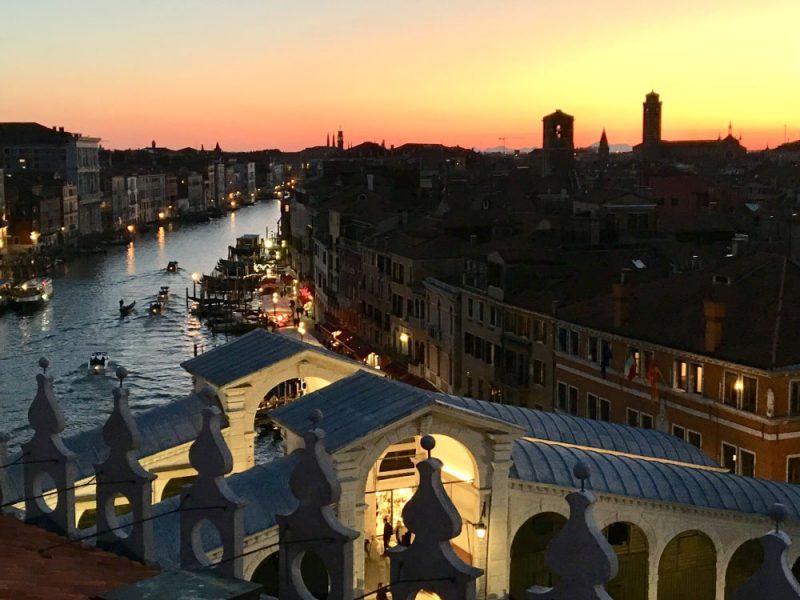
<box><xmin>29</xmin><ymin>231</ymin><xmax>40</xmax><ymax>243</ymax></box>
<box><xmin>126</xmin><ymin>224</ymin><xmax>135</xmax><ymax>233</ymax></box>
<box><xmin>298</xmin><ymin>321</ymin><xmax>306</xmax><ymax>336</ymax></box>
<box><xmin>158</xmin><ymin>211</ymin><xmax>166</xmax><ymax>220</ymax></box>
<box><xmin>192</xmin><ymin>272</ymin><xmax>202</xmax><ymax>283</ymax></box>
<box><xmin>734</xmin><ymin>378</ymin><xmax>744</xmax><ymax>392</ymax></box>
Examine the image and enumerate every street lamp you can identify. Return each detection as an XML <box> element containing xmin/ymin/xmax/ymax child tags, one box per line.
<box><xmin>272</xmin><ymin>291</ymin><xmax>279</xmax><ymax>317</ymax></box>
<box><xmin>191</xmin><ymin>272</ymin><xmax>201</xmax><ymax>297</ymax></box>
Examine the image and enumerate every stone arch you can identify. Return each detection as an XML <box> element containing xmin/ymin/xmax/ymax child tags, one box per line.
<box><xmin>602</xmin><ymin>521</ymin><xmax>649</xmax><ymax>600</ymax></box>
<box><xmin>725</xmin><ymin>538</ymin><xmax>762</xmax><ymax>599</ymax></box>
<box><xmin>509</xmin><ymin>512</ymin><xmax>568</xmax><ymax>600</ymax></box>
<box><xmin>160</xmin><ymin>475</ymin><xmax>196</xmax><ymax>502</ymax></box>
<box><xmin>657</xmin><ymin>530</ymin><xmax>716</xmax><ymax>600</ymax></box>
<box><xmin>250</xmin><ymin>551</ymin><xmax>280</xmax><ymax>597</ymax></box>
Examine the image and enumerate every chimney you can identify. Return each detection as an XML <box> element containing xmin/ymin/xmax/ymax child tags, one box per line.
<box><xmin>612</xmin><ymin>282</ymin><xmax>629</xmax><ymax>328</ymax></box>
<box><xmin>704</xmin><ymin>300</ymin><xmax>726</xmax><ymax>353</ymax></box>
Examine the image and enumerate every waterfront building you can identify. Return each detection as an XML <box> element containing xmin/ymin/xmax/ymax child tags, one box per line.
<box><xmin>555</xmin><ymin>251</ymin><xmax>800</xmax><ymax>482</ymax></box>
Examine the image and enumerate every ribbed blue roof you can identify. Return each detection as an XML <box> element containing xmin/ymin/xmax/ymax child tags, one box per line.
<box><xmin>271</xmin><ymin>371</ymin><xmax>440</xmax><ymax>452</ymax></box>
<box><xmin>142</xmin><ymin>453</ymin><xmax>299</xmax><ymax>568</ymax></box>
<box><xmin>5</xmin><ymin>391</ymin><xmax>218</xmax><ymax>503</ymax></box>
<box><xmin>271</xmin><ymin>371</ymin><xmax>717</xmax><ymax>468</ymax></box>
<box><xmin>438</xmin><ymin>394</ymin><xmax>718</xmax><ymax>468</ymax></box>
<box><xmin>512</xmin><ymin>439</ymin><xmax>800</xmax><ymax>520</ymax></box>
<box><xmin>181</xmin><ymin>329</ymin><xmax>350</xmax><ymax>387</ymax></box>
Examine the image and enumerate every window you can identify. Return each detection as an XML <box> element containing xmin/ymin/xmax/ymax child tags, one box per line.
<box><xmin>789</xmin><ymin>382</ymin><xmax>800</xmax><ymax>416</ymax></box>
<box><xmin>626</xmin><ymin>408</ymin><xmax>639</xmax><ymax>427</ymax></box>
<box><xmin>477</xmin><ymin>379</ymin><xmax>484</xmax><ymax>399</ymax></box>
<box><xmin>557</xmin><ymin>327</ymin><xmax>568</xmax><ymax>352</ymax></box>
<box><xmin>587</xmin><ymin>394</ymin><xmax>610</xmax><ymax>421</ymax></box>
<box><xmin>467</xmin><ymin>298</ymin><xmax>474</xmax><ymax>319</ymax></box>
<box><xmin>674</xmin><ymin>360</ymin><xmax>688</xmax><ymax>391</ymax></box>
<box><xmin>557</xmin><ymin>382</ymin><xmax>578</xmax><ymax>414</ymax></box>
<box><xmin>788</xmin><ymin>456</ymin><xmax>800</xmax><ymax>484</ymax></box>
<box><xmin>723</xmin><ymin>372</ymin><xmax>757</xmax><ymax>411</ymax></box>
<box><xmin>568</xmin><ymin>386</ymin><xmax>579</xmax><ymax>415</ymax></box>
<box><xmin>640</xmin><ymin>413</ymin><xmax>653</xmax><ymax>429</ymax></box>
<box><xmin>466</xmin><ymin>376</ymin><xmax>473</xmax><ymax>397</ymax></box>
<box><xmin>533</xmin><ymin>360</ymin><xmax>545</xmax><ymax>385</ymax></box>
<box><xmin>687</xmin><ymin>430</ymin><xmax>702</xmax><ymax>448</ymax></box>
<box><xmin>690</xmin><ymin>363</ymin><xmax>703</xmax><ymax>394</ymax></box>
<box><xmin>740</xmin><ymin>449</ymin><xmax>756</xmax><ymax>477</ymax></box>
<box><xmin>534</xmin><ymin>319</ymin><xmax>547</xmax><ymax>343</ymax></box>
<box><xmin>587</xmin><ymin>336</ymin><xmax>598</xmax><ymax>362</ymax></box>
<box><xmin>672</xmin><ymin>425</ymin><xmax>686</xmax><ymax>440</ymax></box>
<box><xmin>722</xmin><ymin>442</ymin><xmax>737</xmax><ymax>472</ymax></box>
<box><xmin>569</xmin><ymin>330</ymin><xmax>579</xmax><ymax>356</ymax></box>
<box><xmin>464</xmin><ymin>332</ymin><xmax>474</xmax><ymax>355</ymax></box>
<box><xmin>489</xmin><ymin>306</ymin><xmax>498</xmax><ymax>328</ymax></box>
<box><xmin>630</xmin><ymin>347</ymin><xmax>642</xmax><ymax>377</ymax></box>
<box><xmin>474</xmin><ymin>337</ymin><xmax>483</xmax><ymax>360</ymax></box>
<box><xmin>478</xmin><ymin>302</ymin><xmax>484</xmax><ymax>322</ymax></box>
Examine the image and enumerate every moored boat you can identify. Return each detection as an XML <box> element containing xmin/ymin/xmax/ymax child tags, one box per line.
<box><xmin>148</xmin><ymin>300</ymin><xmax>163</xmax><ymax>315</ymax></box>
<box><xmin>14</xmin><ymin>277</ymin><xmax>54</xmax><ymax>306</ymax></box>
<box><xmin>166</xmin><ymin>261</ymin><xmax>178</xmax><ymax>273</ymax></box>
<box><xmin>158</xmin><ymin>286</ymin><xmax>169</xmax><ymax>300</ymax></box>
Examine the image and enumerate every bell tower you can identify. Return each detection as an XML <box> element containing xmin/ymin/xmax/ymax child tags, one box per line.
<box><xmin>643</xmin><ymin>91</ymin><xmax>662</xmax><ymax>145</ymax></box>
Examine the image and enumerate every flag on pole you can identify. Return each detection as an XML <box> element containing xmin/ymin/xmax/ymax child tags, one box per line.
<box><xmin>624</xmin><ymin>353</ymin><xmax>637</xmax><ymax>381</ymax></box>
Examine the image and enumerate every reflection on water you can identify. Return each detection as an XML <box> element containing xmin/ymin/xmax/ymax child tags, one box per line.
<box><xmin>0</xmin><ymin>202</ymin><xmax>280</xmax><ymax>449</ymax></box>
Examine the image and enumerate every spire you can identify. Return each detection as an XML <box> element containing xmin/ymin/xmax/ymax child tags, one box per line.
<box><xmin>598</xmin><ymin>128</ymin><xmax>609</xmax><ymax>160</ymax></box>
<box><xmin>326</xmin><ymin>133</ymin><xmax>330</xmax><ymax>147</ymax></box>
<box><xmin>728</xmin><ymin>121</ymin><xmax>733</xmax><ymax>137</ymax></box>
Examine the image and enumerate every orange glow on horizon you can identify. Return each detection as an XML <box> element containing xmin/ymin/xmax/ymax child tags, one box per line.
<box><xmin>1</xmin><ymin>1</ymin><xmax>798</xmax><ymax>152</ymax></box>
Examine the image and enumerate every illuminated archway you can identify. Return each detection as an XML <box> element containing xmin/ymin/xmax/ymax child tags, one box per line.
<box><xmin>362</xmin><ymin>434</ymin><xmax>480</xmax><ymax>593</ymax></box>
<box><xmin>725</xmin><ymin>538</ymin><xmax>762</xmax><ymax>599</ymax></box>
<box><xmin>658</xmin><ymin>530</ymin><xmax>716</xmax><ymax>600</ymax></box>
<box><xmin>509</xmin><ymin>512</ymin><xmax>567</xmax><ymax>600</ymax></box>
<box><xmin>603</xmin><ymin>522</ymin><xmax>649</xmax><ymax>600</ymax></box>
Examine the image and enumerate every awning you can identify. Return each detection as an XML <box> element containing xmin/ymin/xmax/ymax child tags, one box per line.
<box><xmin>320</xmin><ymin>321</ymin><xmax>379</xmax><ymax>361</ymax></box>
<box><xmin>382</xmin><ymin>362</ymin><xmax>439</xmax><ymax>391</ymax></box>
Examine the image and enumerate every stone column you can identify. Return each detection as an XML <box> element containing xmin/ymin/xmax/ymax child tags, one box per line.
<box><xmin>336</xmin><ymin>454</ymin><xmax>366</xmax><ymax>596</ymax></box>
<box><xmin>484</xmin><ymin>434</ymin><xmax>515</xmax><ymax>599</ymax></box>
<box><xmin>220</xmin><ymin>385</ymin><xmax>255</xmax><ymax>473</ymax></box>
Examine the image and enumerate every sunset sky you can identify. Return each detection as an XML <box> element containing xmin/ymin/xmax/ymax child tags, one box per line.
<box><xmin>2</xmin><ymin>0</ymin><xmax>798</xmax><ymax>152</ymax></box>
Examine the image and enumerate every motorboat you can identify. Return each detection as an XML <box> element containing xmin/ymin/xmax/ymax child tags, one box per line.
<box><xmin>14</xmin><ymin>277</ymin><xmax>54</xmax><ymax>306</ymax></box>
<box><xmin>119</xmin><ymin>299</ymin><xmax>136</xmax><ymax>316</ymax></box>
<box><xmin>189</xmin><ymin>300</ymin><xmax>200</xmax><ymax>315</ymax></box>
<box><xmin>158</xmin><ymin>286</ymin><xmax>169</xmax><ymax>300</ymax></box>
<box><xmin>148</xmin><ymin>300</ymin><xmax>163</xmax><ymax>315</ymax></box>
<box><xmin>166</xmin><ymin>261</ymin><xmax>179</xmax><ymax>273</ymax></box>
<box><xmin>89</xmin><ymin>351</ymin><xmax>109</xmax><ymax>375</ymax></box>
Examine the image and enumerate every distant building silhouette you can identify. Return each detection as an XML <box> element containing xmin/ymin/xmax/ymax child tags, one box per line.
<box><xmin>541</xmin><ymin>110</ymin><xmax>574</xmax><ymax>181</ymax></box>
<box><xmin>634</xmin><ymin>91</ymin><xmax>746</xmax><ymax>163</ymax></box>
<box><xmin>598</xmin><ymin>128</ymin><xmax>609</xmax><ymax>160</ymax></box>
<box><xmin>337</xmin><ymin>128</ymin><xmax>344</xmax><ymax>151</ymax></box>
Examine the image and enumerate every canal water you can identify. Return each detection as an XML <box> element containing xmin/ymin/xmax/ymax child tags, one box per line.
<box><xmin>0</xmin><ymin>201</ymin><xmax>283</xmax><ymax>462</ymax></box>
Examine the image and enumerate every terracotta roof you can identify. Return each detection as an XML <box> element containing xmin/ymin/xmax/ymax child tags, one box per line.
<box><xmin>557</xmin><ymin>252</ymin><xmax>800</xmax><ymax>369</ymax></box>
<box><xmin>0</xmin><ymin>515</ymin><xmax>157</xmax><ymax>599</ymax></box>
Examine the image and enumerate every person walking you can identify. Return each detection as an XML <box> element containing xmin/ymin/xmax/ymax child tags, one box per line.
<box><xmin>382</xmin><ymin>516</ymin><xmax>393</xmax><ymax>555</ymax></box>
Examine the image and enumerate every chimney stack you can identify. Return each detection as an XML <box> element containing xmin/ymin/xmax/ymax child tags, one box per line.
<box><xmin>612</xmin><ymin>282</ymin><xmax>629</xmax><ymax>328</ymax></box>
<box><xmin>704</xmin><ymin>300</ymin><xmax>726</xmax><ymax>353</ymax></box>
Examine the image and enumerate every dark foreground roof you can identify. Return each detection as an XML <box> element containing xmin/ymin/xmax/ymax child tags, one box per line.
<box><xmin>512</xmin><ymin>439</ymin><xmax>800</xmax><ymax>520</ymax></box>
<box><xmin>271</xmin><ymin>371</ymin><xmax>717</xmax><ymax>467</ymax></box>
<box><xmin>181</xmin><ymin>329</ymin><xmax>347</xmax><ymax>387</ymax></box>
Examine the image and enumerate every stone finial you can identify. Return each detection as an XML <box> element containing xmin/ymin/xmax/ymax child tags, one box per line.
<box><xmin>0</xmin><ymin>432</ymin><xmax>11</xmax><ymax>514</ymax></box>
<box><xmin>529</xmin><ymin>464</ymin><xmax>618</xmax><ymax>600</ymax></box>
<box><xmin>731</xmin><ymin>504</ymin><xmax>800</xmax><ymax>600</ymax></box>
<box><xmin>277</xmin><ymin>410</ymin><xmax>358</xmax><ymax>600</ymax></box>
<box><xmin>389</xmin><ymin>436</ymin><xmax>482</xmax><ymax>600</ymax></box>
<box><xmin>94</xmin><ymin>381</ymin><xmax>156</xmax><ymax>563</ymax></box>
<box><xmin>21</xmin><ymin>365</ymin><xmax>77</xmax><ymax>537</ymax></box>
<box><xmin>180</xmin><ymin>406</ymin><xmax>246</xmax><ymax>579</ymax></box>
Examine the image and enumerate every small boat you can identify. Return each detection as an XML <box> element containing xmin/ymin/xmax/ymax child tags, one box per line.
<box><xmin>158</xmin><ymin>286</ymin><xmax>170</xmax><ymax>300</ymax></box>
<box><xmin>0</xmin><ymin>280</ymin><xmax>12</xmax><ymax>313</ymax></box>
<box><xmin>166</xmin><ymin>261</ymin><xmax>179</xmax><ymax>273</ymax></box>
<box><xmin>14</xmin><ymin>277</ymin><xmax>54</xmax><ymax>306</ymax></box>
<box><xmin>89</xmin><ymin>351</ymin><xmax>109</xmax><ymax>375</ymax></box>
<box><xmin>148</xmin><ymin>300</ymin><xmax>163</xmax><ymax>315</ymax></box>
<box><xmin>119</xmin><ymin>299</ymin><xmax>136</xmax><ymax>316</ymax></box>
<box><xmin>189</xmin><ymin>301</ymin><xmax>200</xmax><ymax>315</ymax></box>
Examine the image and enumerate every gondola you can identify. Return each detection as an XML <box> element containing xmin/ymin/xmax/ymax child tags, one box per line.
<box><xmin>119</xmin><ymin>299</ymin><xmax>136</xmax><ymax>316</ymax></box>
<box><xmin>149</xmin><ymin>300</ymin><xmax>163</xmax><ymax>315</ymax></box>
<box><xmin>166</xmin><ymin>261</ymin><xmax>179</xmax><ymax>273</ymax></box>
<box><xmin>89</xmin><ymin>352</ymin><xmax>109</xmax><ymax>375</ymax></box>
<box><xmin>158</xmin><ymin>286</ymin><xmax>169</xmax><ymax>300</ymax></box>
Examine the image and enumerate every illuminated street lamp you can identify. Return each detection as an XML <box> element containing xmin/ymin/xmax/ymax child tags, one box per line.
<box><xmin>191</xmin><ymin>272</ymin><xmax>201</xmax><ymax>297</ymax></box>
<box><xmin>272</xmin><ymin>291</ymin><xmax>279</xmax><ymax>317</ymax></box>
